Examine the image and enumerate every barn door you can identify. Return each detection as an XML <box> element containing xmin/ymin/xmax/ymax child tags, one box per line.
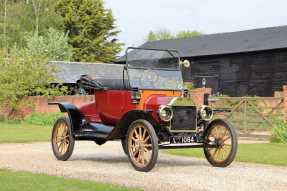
<box><xmin>190</xmin><ymin>60</ymin><xmax>220</xmax><ymax>95</ymax></box>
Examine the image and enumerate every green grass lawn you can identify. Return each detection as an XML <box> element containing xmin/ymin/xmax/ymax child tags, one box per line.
<box><xmin>0</xmin><ymin>169</ymin><xmax>140</xmax><ymax>191</ymax></box>
<box><xmin>0</xmin><ymin>122</ymin><xmax>51</xmax><ymax>143</ymax></box>
<box><xmin>165</xmin><ymin>143</ymin><xmax>287</xmax><ymax>166</ymax></box>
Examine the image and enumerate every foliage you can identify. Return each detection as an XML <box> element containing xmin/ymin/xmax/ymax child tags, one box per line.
<box><xmin>25</xmin><ymin>28</ymin><xmax>73</xmax><ymax>61</ymax></box>
<box><xmin>56</xmin><ymin>0</ymin><xmax>123</xmax><ymax>62</ymax></box>
<box><xmin>271</xmin><ymin>118</ymin><xmax>287</xmax><ymax>143</ymax></box>
<box><xmin>0</xmin><ymin>169</ymin><xmax>140</xmax><ymax>191</ymax></box>
<box><xmin>0</xmin><ymin>45</ymin><xmax>67</xmax><ymax>119</ymax></box>
<box><xmin>146</xmin><ymin>29</ymin><xmax>202</xmax><ymax>42</ymax></box>
<box><xmin>0</xmin><ymin>121</ymin><xmax>51</xmax><ymax>143</ymax></box>
<box><xmin>176</xmin><ymin>30</ymin><xmax>201</xmax><ymax>39</ymax></box>
<box><xmin>165</xmin><ymin>143</ymin><xmax>287</xmax><ymax>166</ymax></box>
<box><xmin>0</xmin><ymin>0</ymin><xmax>63</xmax><ymax>49</ymax></box>
<box><xmin>24</xmin><ymin>112</ymin><xmax>64</xmax><ymax>126</ymax></box>
<box><xmin>147</xmin><ymin>30</ymin><xmax>173</xmax><ymax>41</ymax></box>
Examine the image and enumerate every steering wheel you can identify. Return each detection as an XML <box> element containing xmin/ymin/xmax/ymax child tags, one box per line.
<box><xmin>139</xmin><ymin>69</ymin><xmax>159</xmax><ymax>88</ymax></box>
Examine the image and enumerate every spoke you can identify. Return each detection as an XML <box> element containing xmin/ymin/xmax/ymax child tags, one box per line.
<box><xmin>135</xmin><ymin>153</ymin><xmax>140</xmax><ymax>163</ymax></box>
<box><xmin>222</xmin><ymin>128</ymin><xmax>228</xmax><ymax>138</ymax></box>
<box><xmin>142</xmin><ymin>129</ymin><xmax>147</xmax><ymax>140</ymax></box>
<box><xmin>212</xmin><ymin>148</ymin><xmax>219</xmax><ymax>159</ymax></box>
<box><xmin>139</xmin><ymin>127</ymin><xmax>142</xmax><ymax>140</ymax></box>
<box><xmin>209</xmin><ymin>129</ymin><xmax>217</xmax><ymax>139</ymax></box>
<box><xmin>144</xmin><ymin>147</ymin><xmax>149</xmax><ymax>152</ymax></box>
<box><xmin>59</xmin><ymin>124</ymin><xmax>64</xmax><ymax>135</ymax></box>
<box><xmin>58</xmin><ymin>142</ymin><xmax>64</xmax><ymax>153</ymax></box>
<box><xmin>131</xmin><ymin>136</ymin><xmax>137</xmax><ymax>142</ymax></box>
<box><xmin>143</xmin><ymin>135</ymin><xmax>150</xmax><ymax>143</ymax></box>
<box><xmin>223</xmin><ymin>136</ymin><xmax>231</xmax><ymax>142</ymax></box>
<box><xmin>140</xmin><ymin>151</ymin><xmax>145</xmax><ymax>165</ymax></box>
<box><xmin>222</xmin><ymin>147</ymin><xmax>230</xmax><ymax>157</ymax></box>
<box><xmin>134</xmin><ymin>129</ymin><xmax>139</xmax><ymax>139</ymax></box>
<box><xmin>219</xmin><ymin>149</ymin><xmax>225</xmax><ymax>161</ymax></box>
<box><xmin>63</xmin><ymin>135</ymin><xmax>69</xmax><ymax>139</ymax></box>
<box><xmin>143</xmin><ymin>144</ymin><xmax>152</xmax><ymax>148</ymax></box>
<box><xmin>214</xmin><ymin>127</ymin><xmax>219</xmax><ymax>138</ymax></box>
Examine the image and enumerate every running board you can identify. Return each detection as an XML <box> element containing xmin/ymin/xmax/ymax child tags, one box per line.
<box><xmin>159</xmin><ymin>143</ymin><xmax>204</xmax><ymax>149</ymax></box>
<box><xmin>74</xmin><ymin>122</ymin><xmax>114</xmax><ymax>140</ymax></box>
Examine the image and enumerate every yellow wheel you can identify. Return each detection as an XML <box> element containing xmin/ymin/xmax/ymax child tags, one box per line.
<box><xmin>51</xmin><ymin>117</ymin><xmax>75</xmax><ymax>161</ymax></box>
<box><xmin>127</xmin><ymin>119</ymin><xmax>158</xmax><ymax>172</ymax></box>
<box><xmin>203</xmin><ymin>119</ymin><xmax>237</xmax><ymax>167</ymax></box>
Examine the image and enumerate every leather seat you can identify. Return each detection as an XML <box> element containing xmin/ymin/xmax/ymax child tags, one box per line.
<box><xmin>78</xmin><ymin>75</ymin><xmax>129</xmax><ymax>90</ymax></box>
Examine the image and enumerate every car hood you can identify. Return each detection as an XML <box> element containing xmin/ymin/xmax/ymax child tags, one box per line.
<box><xmin>143</xmin><ymin>94</ymin><xmax>177</xmax><ymax>110</ymax></box>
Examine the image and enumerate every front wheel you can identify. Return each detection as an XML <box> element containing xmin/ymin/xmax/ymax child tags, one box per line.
<box><xmin>51</xmin><ymin>117</ymin><xmax>75</xmax><ymax>161</ymax></box>
<box><xmin>127</xmin><ymin>119</ymin><xmax>158</xmax><ymax>172</ymax></box>
<box><xmin>203</xmin><ymin>119</ymin><xmax>237</xmax><ymax>167</ymax></box>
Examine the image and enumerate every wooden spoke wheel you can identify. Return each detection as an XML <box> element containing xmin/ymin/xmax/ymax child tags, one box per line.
<box><xmin>127</xmin><ymin>119</ymin><xmax>158</xmax><ymax>172</ymax></box>
<box><xmin>52</xmin><ymin>117</ymin><xmax>75</xmax><ymax>161</ymax></box>
<box><xmin>203</xmin><ymin>120</ymin><xmax>237</xmax><ymax>167</ymax></box>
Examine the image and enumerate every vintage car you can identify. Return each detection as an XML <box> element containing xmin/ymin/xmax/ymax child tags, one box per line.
<box><xmin>50</xmin><ymin>48</ymin><xmax>237</xmax><ymax>172</ymax></box>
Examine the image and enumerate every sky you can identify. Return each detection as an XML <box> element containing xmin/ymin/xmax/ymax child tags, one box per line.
<box><xmin>105</xmin><ymin>0</ymin><xmax>287</xmax><ymax>55</ymax></box>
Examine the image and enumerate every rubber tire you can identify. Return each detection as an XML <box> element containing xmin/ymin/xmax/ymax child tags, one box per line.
<box><xmin>51</xmin><ymin>117</ymin><xmax>75</xmax><ymax>161</ymax></box>
<box><xmin>203</xmin><ymin>120</ymin><xmax>237</xmax><ymax>167</ymax></box>
<box><xmin>121</xmin><ymin>137</ymin><xmax>128</xmax><ymax>155</ymax></box>
<box><xmin>127</xmin><ymin>119</ymin><xmax>158</xmax><ymax>172</ymax></box>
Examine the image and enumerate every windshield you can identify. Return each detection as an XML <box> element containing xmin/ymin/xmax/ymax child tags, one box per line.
<box><xmin>126</xmin><ymin>48</ymin><xmax>183</xmax><ymax>90</ymax></box>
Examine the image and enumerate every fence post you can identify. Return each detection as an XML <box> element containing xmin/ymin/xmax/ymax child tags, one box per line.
<box><xmin>283</xmin><ymin>85</ymin><xmax>287</xmax><ymax>121</ymax></box>
<box><xmin>243</xmin><ymin>98</ymin><xmax>247</xmax><ymax>132</ymax></box>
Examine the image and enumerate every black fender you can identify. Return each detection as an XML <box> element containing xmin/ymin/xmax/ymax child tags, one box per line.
<box><xmin>107</xmin><ymin>110</ymin><xmax>159</xmax><ymax>140</ymax></box>
<box><xmin>49</xmin><ymin>102</ymin><xmax>84</xmax><ymax>133</ymax></box>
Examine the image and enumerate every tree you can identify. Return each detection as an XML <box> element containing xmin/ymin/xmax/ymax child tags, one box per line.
<box><xmin>56</xmin><ymin>0</ymin><xmax>123</xmax><ymax>62</ymax></box>
<box><xmin>176</xmin><ymin>30</ymin><xmax>201</xmax><ymax>39</ymax></box>
<box><xmin>146</xmin><ymin>29</ymin><xmax>202</xmax><ymax>42</ymax></box>
<box><xmin>147</xmin><ymin>29</ymin><xmax>173</xmax><ymax>42</ymax></box>
<box><xmin>25</xmin><ymin>28</ymin><xmax>72</xmax><ymax>61</ymax></box>
<box><xmin>0</xmin><ymin>0</ymin><xmax>63</xmax><ymax>49</ymax></box>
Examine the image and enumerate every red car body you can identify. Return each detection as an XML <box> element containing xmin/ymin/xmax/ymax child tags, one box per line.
<box><xmin>79</xmin><ymin>90</ymin><xmax>181</xmax><ymax>125</ymax></box>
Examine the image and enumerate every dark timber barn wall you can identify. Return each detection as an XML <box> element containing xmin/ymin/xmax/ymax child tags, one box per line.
<box><xmin>117</xmin><ymin>25</ymin><xmax>287</xmax><ymax>97</ymax></box>
<box><xmin>182</xmin><ymin>49</ymin><xmax>287</xmax><ymax>96</ymax></box>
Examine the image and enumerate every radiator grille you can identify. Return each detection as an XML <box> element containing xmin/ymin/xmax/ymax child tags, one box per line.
<box><xmin>170</xmin><ymin>106</ymin><xmax>197</xmax><ymax>131</ymax></box>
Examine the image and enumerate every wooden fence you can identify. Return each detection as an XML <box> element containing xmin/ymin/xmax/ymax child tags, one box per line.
<box><xmin>209</xmin><ymin>96</ymin><xmax>284</xmax><ymax>132</ymax></box>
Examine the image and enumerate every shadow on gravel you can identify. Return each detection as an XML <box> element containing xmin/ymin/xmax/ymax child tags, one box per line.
<box><xmin>70</xmin><ymin>155</ymin><xmax>209</xmax><ymax>167</ymax></box>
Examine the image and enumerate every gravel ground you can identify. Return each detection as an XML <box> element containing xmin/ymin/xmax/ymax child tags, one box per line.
<box><xmin>0</xmin><ymin>141</ymin><xmax>286</xmax><ymax>191</ymax></box>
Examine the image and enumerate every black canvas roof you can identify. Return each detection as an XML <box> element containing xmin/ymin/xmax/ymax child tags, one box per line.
<box><xmin>50</xmin><ymin>61</ymin><xmax>124</xmax><ymax>84</ymax></box>
<box><xmin>118</xmin><ymin>25</ymin><xmax>287</xmax><ymax>62</ymax></box>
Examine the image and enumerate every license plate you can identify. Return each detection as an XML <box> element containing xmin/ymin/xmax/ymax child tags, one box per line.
<box><xmin>169</xmin><ymin>135</ymin><xmax>195</xmax><ymax>144</ymax></box>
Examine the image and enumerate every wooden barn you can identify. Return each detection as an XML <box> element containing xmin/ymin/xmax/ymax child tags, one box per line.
<box><xmin>118</xmin><ymin>26</ymin><xmax>287</xmax><ymax>97</ymax></box>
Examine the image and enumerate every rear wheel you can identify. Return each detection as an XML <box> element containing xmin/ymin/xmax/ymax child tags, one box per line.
<box><xmin>203</xmin><ymin>120</ymin><xmax>237</xmax><ymax>167</ymax></box>
<box><xmin>127</xmin><ymin>119</ymin><xmax>158</xmax><ymax>172</ymax></box>
<box><xmin>51</xmin><ymin>117</ymin><xmax>75</xmax><ymax>161</ymax></box>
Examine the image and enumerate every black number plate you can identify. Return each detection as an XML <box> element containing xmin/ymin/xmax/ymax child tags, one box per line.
<box><xmin>169</xmin><ymin>135</ymin><xmax>195</xmax><ymax>144</ymax></box>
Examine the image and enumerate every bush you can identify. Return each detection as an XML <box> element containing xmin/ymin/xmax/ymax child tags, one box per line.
<box><xmin>271</xmin><ymin>118</ymin><xmax>287</xmax><ymax>143</ymax></box>
<box><xmin>24</xmin><ymin>112</ymin><xmax>64</xmax><ymax>126</ymax></box>
<box><xmin>25</xmin><ymin>28</ymin><xmax>73</xmax><ymax>61</ymax></box>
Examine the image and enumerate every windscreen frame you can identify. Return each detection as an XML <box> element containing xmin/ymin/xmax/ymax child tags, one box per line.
<box><xmin>124</xmin><ymin>47</ymin><xmax>184</xmax><ymax>90</ymax></box>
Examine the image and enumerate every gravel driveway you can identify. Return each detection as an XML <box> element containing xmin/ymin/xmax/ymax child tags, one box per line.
<box><xmin>0</xmin><ymin>141</ymin><xmax>286</xmax><ymax>191</ymax></box>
